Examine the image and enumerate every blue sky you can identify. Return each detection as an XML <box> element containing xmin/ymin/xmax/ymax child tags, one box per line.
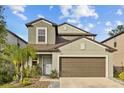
<box><xmin>4</xmin><ymin>5</ymin><xmax>124</xmax><ymax>42</ymax></box>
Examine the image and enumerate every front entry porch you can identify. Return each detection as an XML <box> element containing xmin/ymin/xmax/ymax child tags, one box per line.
<box><xmin>32</xmin><ymin>54</ymin><xmax>52</xmax><ymax>76</ymax></box>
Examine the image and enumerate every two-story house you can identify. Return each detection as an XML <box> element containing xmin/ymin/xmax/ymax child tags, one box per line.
<box><xmin>26</xmin><ymin>18</ymin><xmax>116</xmax><ymax>78</ymax></box>
<box><xmin>102</xmin><ymin>32</ymin><xmax>124</xmax><ymax>73</ymax></box>
<box><xmin>6</xmin><ymin>30</ymin><xmax>27</xmax><ymax>47</ymax></box>
<box><xmin>0</xmin><ymin>30</ymin><xmax>27</xmax><ymax>58</ymax></box>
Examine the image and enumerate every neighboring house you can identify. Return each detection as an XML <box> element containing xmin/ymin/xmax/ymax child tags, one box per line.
<box><xmin>26</xmin><ymin>18</ymin><xmax>116</xmax><ymax>78</ymax></box>
<box><xmin>102</xmin><ymin>32</ymin><xmax>124</xmax><ymax>73</ymax></box>
<box><xmin>6</xmin><ymin>30</ymin><xmax>27</xmax><ymax>47</ymax></box>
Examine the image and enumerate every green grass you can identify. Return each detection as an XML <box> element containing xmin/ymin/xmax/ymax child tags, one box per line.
<box><xmin>0</xmin><ymin>83</ymin><xmax>48</xmax><ymax>88</ymax></box>
<box><xmin>0</xmin><ymin>78</ymin><xmax>49</xmax><ymax>88</ymax></box>
<box><xmin>0</xmin><ymin>84</ymin><xmax>18</xmax><ymax>88</ymax></box>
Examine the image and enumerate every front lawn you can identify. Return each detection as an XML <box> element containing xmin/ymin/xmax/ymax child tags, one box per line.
<box><xmin>0</xmin><ymin>77</ymin><xmax>50</xmax><ymax>88</ymax></box>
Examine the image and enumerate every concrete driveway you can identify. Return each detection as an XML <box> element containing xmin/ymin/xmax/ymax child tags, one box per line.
<box><xmin>60</xmin><ymin>78</ymin><xmax>124</xmax><ymax>88</ymax></box>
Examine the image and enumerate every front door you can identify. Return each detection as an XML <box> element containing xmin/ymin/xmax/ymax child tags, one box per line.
<box><xmin>43</xmin><ymin>55</ymin><xmax>52</xmax><ymax>75</ymax></box>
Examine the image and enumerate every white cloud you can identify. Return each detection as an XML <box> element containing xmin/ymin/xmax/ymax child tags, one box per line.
<box><xmin>88</xmin><ymin>23</ymin><xmax>95</xmax><ymax>28</ymax></box>
<box><xmin>77</xmin><ymin>23</ymin><xmax>83</xmax><ymax>28</ymax></box>
<box><xmin>73</xmin><ymin>6</ymin><xmax>98</xmax><ymax>20</ymax></box>
<box><xmin>9</xmin><ymin>5</ymin><xmax>27</xmax><ymax>20</ymax></box>
<box><xmin>104</xmin><ymin>20</ymin><xmax>124</xmax><ymax>33</ymax></box>
<box><xmin>77</xmin><ymin>23</ymin><xmax>90</xmax><ymax>31</ymax></box>
<box><xmin>105</xmin><ymin>21</ymin><xmax>113</xmax><ymax>33</ymax></box>
<box><xmin>60</xmin><ymin>5</ymin><xmax>72</xmax><ymax>19</ymax></box>
<box><xmin>49</xmin><ymin>6</ymin><xmax>53</xmax><ymax>10</ymax></box>
<box><xmin>37</xmin><ymin>14</ymin><xmax>45</xmax><ymax>18</ymax></box>
<box><xmin>59</xmin><ymin>5</ymin><xmax>98</xmax><ymax>20</ymax></box>
<box><xmin>105</xmin><ymin>27</ymin><xmax>113</xmax><ymax>33</ymax></box>
<box><xmin>105</xmin><ymin>21</ymin><xmax>112</xmax><ymax>27</ymax></box>
<box><xmin>116</xmin><ymin>20</ymin><xmax>123</xmax><ymax>25</ymax></box>
<box><xmin>60</xmin><ymin>5</ymin><xmax>98</xmax><ymax>32</ymax></box>
<box><xmin>9</xmin><ymin>5</ymin><xmax>26</xmax><ymax>13</ymax></box>
<box><xmin>13</xmin><ymin>11</ymin><xmax>27</xmax><ymax>20</ymax></box>
<box><xmin>97</xmin><ymin>21</ymin><xmax>100</xmax><ymax>24</ymax></box>
<box><xmin>77</xmin><ymin>23</ymin><xmax>95</xmax><ymax>31</ymax></box>
<box><xmin>83</xmin><ymin>26</ymin><xmax>90</xmax><ymax>31</ymax></box>
<box><xmin>116</xmin><ymin>9</ymin><xmax>123</xmax><ymax>15</ymax></box>
<box><xmin>67</xmin><ymin>19</ymin><xmax>78</xmax><ymax>24</ymax></box>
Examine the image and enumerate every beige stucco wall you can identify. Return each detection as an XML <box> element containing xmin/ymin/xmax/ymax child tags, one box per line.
<box><xmin>103</xmin><ymin>34</ymin><xmax>124</xmax><ymax>71</ymax></box>
<box><xmin>27</xmin><ymin>20</ymin><xmax>56</xmax><ymax>44</ymax></box>
<box><xmin>52</xmin><ymin>38</ymin><xmax>113</xmax><ymax>78</ymax></box>
<box><xmin>58</xmin><ymin>24</ymin><xmax>95</xmax><ymax>40</ymax></box>
<box><xmin>58</xmin><ymin>24</ymin><xmax>88</xmax><ymax>34</ymax></box>
<box><xmin>34</xmin><ymin>38</ymin><xmax>113</xmax><ymax>78</ymax></box>
<box><xmin>59</xmin><ymin>36</ymin><xmax>95</xmax><ymax>41</ymax></box>
<box><xmin>6</xmin><ymin>31</ymin><xmax>27</xmax><ymax>48</ymax></box>
<box><xmin>59</xmin><ymin>36</ymin><xmax>79</xmax><ymax>40</ymax></box>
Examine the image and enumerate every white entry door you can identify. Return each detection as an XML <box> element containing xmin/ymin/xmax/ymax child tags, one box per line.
<box><xmin>43</xmin><ymin>56</ymin><xmax>52</xmax><ymax>75</ymax></box>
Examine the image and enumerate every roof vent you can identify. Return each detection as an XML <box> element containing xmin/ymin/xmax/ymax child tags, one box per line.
<box><xmin>64</xmin><ymin>26</ymin><xmax>67</xmax><ymax>31</ymax></box>
<box><xmin>80</xmin><ymin>43</ymin><xmax>86</xmax><ymax>50</ymax></box>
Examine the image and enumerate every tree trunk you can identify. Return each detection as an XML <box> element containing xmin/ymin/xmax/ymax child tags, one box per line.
<box><xmin>20</xmin><ymin>60</ymin><xmax>23</xmax><ymax>82</ymax></box>
<box><xmin>16</xmin><ymin>64</ymin><xmax>20</xmax><ymax>82</ymax></box>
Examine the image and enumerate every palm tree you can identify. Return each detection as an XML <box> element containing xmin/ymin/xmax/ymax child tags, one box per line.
<box><xmin>23</xmin><ymin>45</ymin><xmax>36</xmax><ymax>67</ymax></box>
<box><xmin>108</xmin><ymin>25</ymin><xmax>124</xmax><ymax>36</ymax></box>
<box><xmin>4</xmin><ymin>45</ymin><xmax>36</xmax><ymax>81</ymax></box>
<box><xmin>6</xmin><ymin>45</ymin><xmax>22</xmax><ymax>81</ymax></box>
<box><xmin>20</xmin><ymin>45</ymin><xmax>36</xmax><ymax>81</ymax></box>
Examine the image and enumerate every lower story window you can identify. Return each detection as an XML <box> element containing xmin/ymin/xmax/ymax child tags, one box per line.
<box><xmin>32</xmin><ymin>60</ymin><xmax>37</xmax><ymax>66</ymax></box>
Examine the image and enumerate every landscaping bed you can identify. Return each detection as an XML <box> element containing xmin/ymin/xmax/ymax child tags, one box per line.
<box><xmin>0</xmin><ymin>77</ymin><xmax>50</xmax><ymax>88</ymax></box>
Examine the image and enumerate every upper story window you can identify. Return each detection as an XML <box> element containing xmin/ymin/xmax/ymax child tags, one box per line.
<box><xmin>36</xmin><ymin>27</ymin><xmax>47</xmax><ymax>44</ymax></box>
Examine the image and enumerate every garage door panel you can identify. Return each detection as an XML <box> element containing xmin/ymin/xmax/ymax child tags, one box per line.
<box><xmin>62</xmin><ymin>63</ymin><xmax>105</xmax><ymax>68</ymax></box>
<box><xmin>60</xmin><ymin>57</ymin><xmax>105</xmax><ymax>77</ymax></box>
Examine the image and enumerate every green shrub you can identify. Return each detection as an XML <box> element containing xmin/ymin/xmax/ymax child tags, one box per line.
<box><xmin>30</xmin><ymin>66</ymin><xmax>41</xmax><ymax>77</ymax></box>
<box><xmin>36</xmin><ymin>64</ymin><xmax>42</xmax><ymax>75</ymax></box>
<box><xmin>119</xmin><ymin>72</ymin><xmax>124</xmax><ymax>80</ymax></box>
<box><xmin>23</xmin><ymin>66</ymin><xmax>31</xmax><ymax>78</ymax></box>
<box><xmin>20</xmin><ymin>78</ymin><xmax>31</xmax><ymax>86</ymax></box>
<box><xmin>0</xmin><ymin>61</ymin><xmax>15</xmax><ymax>84</ymax></box>
<box><xmin>113</xmin><ymin>67</ymin><xmax>119</xmax><ymax>78</ymax></box>
<box><xmin>50</xmin><ymin>69</ymin><xmax>58</xmax><ymax>79</ymax></box>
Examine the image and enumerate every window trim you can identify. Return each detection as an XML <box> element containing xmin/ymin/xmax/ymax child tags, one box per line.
<box><xmin>36</xmin><ymin>27</ymin><xmax>47</xmax><ymax>44</ymax></box>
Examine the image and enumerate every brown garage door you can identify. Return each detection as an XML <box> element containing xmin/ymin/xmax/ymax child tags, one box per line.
<box><xmin>60</xmin><ymin>57</ymin><xmax>106</xmax><ymax>77</ymax></box>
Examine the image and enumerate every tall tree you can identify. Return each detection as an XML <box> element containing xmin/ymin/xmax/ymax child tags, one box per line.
<box><xmin>108</xmin><ymin>25</ymin><xmax>124</xmax><ymax>36</ymax></box>
<box><xmin>0</xmin><ymin>6</ymin><xmax>7</xmax><ymax>45</ymax></box>
<box><xmin>4</xmin><ymin>45</ymin><xmax>36</xmax><ymax>81</ymax></box>
<box><xmin>0</xmin><ymin>6</ymin><xmax>7</xmax><ymax>60</ymax></box>
<box><xmin>20</xmin><ymin>45</ymin><xmax>36</xmax><ymax>81</ymax></box>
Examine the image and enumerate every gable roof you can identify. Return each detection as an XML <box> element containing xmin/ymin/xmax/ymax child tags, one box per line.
<box><xmin>101</xmin><ymin>31</ymin><xmax>124</xmax><ymax>43</ymax></box>
<box><xmin>58</xmin><ymin>22</ymin><xmax>96</xmax><ymax>36</ymax></box>
<box><xmin>85</xmin><ymin>37</ymin><xmax>116</xmax><ymax>52</ymax></box>
<box><xmin>25</xmin><ymin>18</ymin><xmax>96</xmax><ymax>36</ymax></box>
<box><xmin>7</xmin><ymin>30</ymin><xmax>27</xmax><ymax>44</ymax></box>
<box><xmin>55</xmin><ymin>36</ymin><xmax>116</xmax><ymax>52</ymax></box>
<box><xmin>29</xmin><ymin>37</ymin><xmax>82</xmax><ymax>52</ymax></box>
<box><xmin>58</xmin><ymin>33</ymin><xmax>96</xmax><ymax>36</ymax></box>
<box><xmin>25</xmin><ymin>18</ymin><xmax>57</xmax><ymax>26</ymax></box>
<box><xmin>30</xmin><ymin>44</ymin><xmax>60</xmax><ymax>52</ymax></box>
<box><xmin>31</xmin><ymin>36</ymin><xmax>116</xmax><ymax>52</ymax></box>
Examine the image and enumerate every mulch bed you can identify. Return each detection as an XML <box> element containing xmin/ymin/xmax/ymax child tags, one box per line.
<box><xmin>25</xmin><ymin>77</ymin><xmax>50</xmax><ymax>88</ymax></box>
<box><xmin>0</xmin><ymin>77</ymin><xmax>50</xmax><ymax>88</ymax></box>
